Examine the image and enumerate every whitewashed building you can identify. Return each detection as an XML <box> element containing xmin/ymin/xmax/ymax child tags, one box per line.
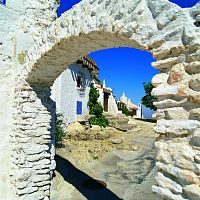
<box><xmin>51</xmin><ymin>56</ymin><xmax>98</xmax><ymax>124</ymax></box>
<box><xmin>94</xmin><ymin>80</ymin><xmax>119</xmax><ymax>116</ymax></box>
<box><xmin>51</xmin><ymin>56</ymin><xmax>119</xmax><ymax>125</ymax></box>
<box><xmin>118</xmin><ymin>92</ymin><xmax>142</xmax><ymax>118</ymax></box>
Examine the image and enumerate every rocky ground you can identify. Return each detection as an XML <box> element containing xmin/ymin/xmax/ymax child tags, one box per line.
<box><xmin>51</xmin><ymin>118</ymin><xmax>159</xmax><ymax>200</ymax></box>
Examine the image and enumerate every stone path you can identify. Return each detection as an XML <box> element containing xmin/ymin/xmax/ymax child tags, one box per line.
<box><xmin>84</xmin><ymin>134</ymin><xmax>159</xmax><ymax>200</ymax></box>
<box><xmin>51</xmin><ymin>121</ymin><xmax>159</xmax><ymax>200</ymax></box>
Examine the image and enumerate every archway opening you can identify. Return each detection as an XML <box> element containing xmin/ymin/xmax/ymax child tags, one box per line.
<box><xmin>49</xmin><ymin>47</ymin><xmax>160</xmax><ymax>200</ymax></box>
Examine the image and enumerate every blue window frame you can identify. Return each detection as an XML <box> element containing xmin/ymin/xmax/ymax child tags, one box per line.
<box><xmin>76</xmin><ymin>101</ymin><xmax>82</xmax><ymax>115</ymax></box>
<box><xmin>0</xmin><ymin>0</ymin><xmax>6</xmax><ymax>5</ymax></box>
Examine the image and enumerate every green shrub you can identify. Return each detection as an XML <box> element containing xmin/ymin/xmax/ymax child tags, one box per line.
<box><xmin>118</xmin><ymin>102</ymin><xmax>132</xmax><ymax>116</ymax></box>
<box><xmin>121</xmin><ymin>103</ymin><xmax>132</xmax><ymax>116</ymax></box>
<box><xmin>142</xmin><ymin>82</ymin><xmax>157</xmax><ymax>111</ymax></box>
<box><xmin>55</xmin><ymin>113</ymin><xmax>66</xmax><ymax>148</ymax></box>
<box><xmin>89</xmin><ymin>115</ymin><xmax>109</xmax><ymax>128</ymax></box>
<box><xmin>88</xmin><ymin>84</ymin><xmax>109</xmax><ymax>127</ymax></box>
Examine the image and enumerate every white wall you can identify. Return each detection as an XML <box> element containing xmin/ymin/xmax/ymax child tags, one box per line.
<box><xmin>108</xmin><ymin>94</ymin><xmax>119</xmax><ymax>115</ymax></box>
<box><xmin>4</xmin><ymin>0</ymin><xmax>24</xmax><ymax>12</ymax></box>
<box><xmin>0</xmin><ymin>2</ymin><xmax>22</xmax><ymax>200</ymax></box>
<box><xmin>97</xmin><ymin>87</ymin><xmax>104</xmax><ymax>106</ymax></box>
<box><xmin>96</xmin><ymin>86</ymin><xmax>119</xmax><ymax>115</ymax></box>
<box><xmin>52</xmin><ymin>63</ymin><xmax>92</xmax><ymax>125</ymax></box>
<box><xmin>136</xmin><ymin>104</ymin><xmax>142</xmax><ymax>118</ymax></box>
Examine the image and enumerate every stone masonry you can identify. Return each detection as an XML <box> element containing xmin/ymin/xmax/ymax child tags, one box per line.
<box><xmin>0</xmin><ymin>0</ymin><xmax>200</xmax><ymax>199</ymax></box>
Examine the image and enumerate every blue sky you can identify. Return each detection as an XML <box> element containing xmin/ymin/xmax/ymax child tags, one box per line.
<box><xmin>58</xmin><ymin>0</ymin><xmax>199</xmax><ymax>118</ymax></box>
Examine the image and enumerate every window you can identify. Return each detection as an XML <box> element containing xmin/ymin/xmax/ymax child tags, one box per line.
<box><xmin>76</xmin><ymin>72</ymin><xmax>86</xmax><ymax>91</ymax></box>
<box><xmin>77</xmin><ymin>76</ymin><xmax>81</xmax><ymax>88</ymax></box>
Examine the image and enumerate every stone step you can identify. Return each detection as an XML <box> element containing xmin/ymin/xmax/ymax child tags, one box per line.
<box><xmin>104</xmin><ymin>113</ymin><xmax>139</xmax><ymax>132</ymax></box>
<box><xmin>108</xmin><ymin>118</ymin><xmax>129</xmax><ymax>125</ymax></box>
<box><xmin>105</xmin><ymin>114</ymin><xmax>129</xmax><ymax>122</ymax></box>
<box><xmin>104</xmin><ymin>113</ymin><xmax>127</xmax><ymax>118</ymax></box>
<box><xmin>106</xmin><ymin>115</ymin><xmax>128</xmax><ymax>120</ymax></box>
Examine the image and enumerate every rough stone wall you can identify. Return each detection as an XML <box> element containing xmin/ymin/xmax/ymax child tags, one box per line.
<box><xmin>0</xmin><ymin>2</ymin><xmax>24</xmax><ymax>199</ymax></box>
<box><xmin>0</xmin><ymin>0</ymin><xmax>200</xmax><ymax>199</ymax></box>
<box><xmin>11</xmin><ymin>78</ymin><xmax>56</xmax><ymax>200</ymax></box>
<box><xmin>0</xmin><ymin>0</ymin><xmax>59</xmax><ymax>199</ymax></box>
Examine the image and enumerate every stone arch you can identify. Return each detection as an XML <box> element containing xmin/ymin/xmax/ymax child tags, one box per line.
<box><xmin>7</xmin><ymin>0</ymin><xmax>200</xmax><ymax>200</ymax></box>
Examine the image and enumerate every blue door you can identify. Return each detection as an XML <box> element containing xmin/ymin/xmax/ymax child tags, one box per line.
<box><xmin>76</xmin><ymin>101</ymin><xmax>82</xmax><ymax>115</ymax></box>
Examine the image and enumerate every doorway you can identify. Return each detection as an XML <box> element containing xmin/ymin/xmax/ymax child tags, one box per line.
<box><xmin>103</xmin><ymin>92</ymin><xmax>109</xmax><ymax>112</ymax></box>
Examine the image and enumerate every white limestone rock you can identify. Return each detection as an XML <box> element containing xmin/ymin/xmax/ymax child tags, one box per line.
<box><xmin>183</xmin><ymin>184</ymin><xmax>200</xmax><ymax>200</ymax></box>
<box><xmin>156</xmin><ymin>162</ymin><xmax>199</xmax><ymax>185</ymax></box>
<box><xmin>34</xmin><ymin>180</ymin><xmax>51</xmax><ymax>187</ymax></box>
<box><xmin>154</xmin><ymin>99</ymin><xmax>187</xmax><ymax>109</ymax></box>
<box><xmin>185</xmin><ymin>62</ymin><xmax>200</xmax><ymax>75</ymax></box>
<box><xmin>189</xmin><ymin>76</ymin><xmax>200</xmax><ymax>91</ymax></box>
<box><xmin>155</xmin><ymin>140</ymin><xmax>199</xmax><ymax>173</ymax></box>
<box><xmin>20</xmin><ymin>191</ymin><xmax>45</xmax><ymax>200</ymax></box>
<box><xmin>35</xmin><ymin>169</ymin><xmax>50</xmax><ymax>175</ymax></box>
<box><xmin>188</xmin><ymin>90</ymin><xmax>200</xmax><ymax>104</ymax></box>
<box><xmin>168</xmin><ymin>63</ymin><xmax>189</xmax><ymax>84</ymax></box>
<box><xmin>16</xmin><ymin>180</ymin><xmax>31</xmax><ymax>190</ymax></box>
<box><xmin>152</xmin><ymin>84</ymin><xmax>178</xmax><ymax>96</ymax></box>
<box><xmin>154</xmin><ymin>119</ymin><xmax>200</xmax><ymax>136</ymax></box>
<box><xmin>190</xmin><ymin>108</ymin><xmax>200</xmax><ymax>120</ymax></box>
<box><xmin>27</xmin><ymin>153</ymin><xmax>51</xmax><ymax>162</ymax></box>
<box><xmin>18</xmin><ymin>186</ymin><xmax>38</xmax><ymax>195</ymax></box>
<box><xmin>155</xmin><ymin>172</ymin><xmax>183</xmax><ymax>194</ymax></box>
<box><xmin>33</xmin><ymin>174</ymin><xmax>50</xmax><ymax>183</ymax></box>
<box><xmin>194</xmin><ymin>154</ymin><xmax>200</xmax><ymax>164</ymax></box>
<box><xmin>164</xmin><ymin>107</ymin><xmax>189</xmax><ymax>120</ymax></box>
<box><xmin>151</xmin><ymin>73</ymin><xmax>169</xmax><ymax>87</ymax></box>
<box><xmin>23</xmin><ymin>143</ymin><xmax>49</xmax><ymax>155</ymax></box>
<box><xmin>152</xmin><ymin>186</ymin><xmax>186</xmax><ymax>200</ymax></box>
<box><xmin>34</xmin><ymin>159</ymin><xmax>51</xmax><ymax>167</ymax></box>
<box><xmin>155</xmin><ymin>109</ymin><xmax>165</xmax><ymax>120</ymax></box>
<box><xmin>189</xmin><ymin>128</ymin><xmax>200</xmax><ymax>147</ymax></box>
<box><xmin>50</xmin><ymin>160</ymin><xmax>56</xmax><ymax>171</ymax></box>
<box><xmin>16</xmin><ymin>168</ymin><xmax>33</xmax><ymax>182</ymax></box>
<box><xmin>152</xmin><ymin>57</ymin><xmax>178</xmax><ymax>69</ymax></box>
<box><xmin>22</xmin><ymin>103</ymin><xmax>38</xmax><ymax>113</ymax></box>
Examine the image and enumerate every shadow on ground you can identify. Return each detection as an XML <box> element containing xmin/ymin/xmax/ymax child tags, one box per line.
<box><xmin>55</xmin><ymin>154</ymin><xmax>122</xmax><ymax>200</ymax></box>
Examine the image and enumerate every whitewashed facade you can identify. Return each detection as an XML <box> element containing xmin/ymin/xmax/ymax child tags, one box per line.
<box><xmin>119</xmin><ymin>92</ymin><xmax>142</xmax><ymax>118</ymax></box>
<box><xmin>95</xmin><ymin>81</ymin><xmax>119</xmax><ymax>116</ymax></box>
<box><xmin>51</xmin><ymin>60</ymin><xmax>93</xmax><ymax>125</ymax></box>
<box><xmin>51</xmin><ymin>59</ymin><xmax>119</xmax><ymax>124</ymax></box>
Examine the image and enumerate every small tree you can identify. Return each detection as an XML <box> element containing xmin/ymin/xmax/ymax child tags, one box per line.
<box><xmin>55</xmin><ymin>113</ymin><xmax>66</xmax><ymax>148</ymax></box>
<box><xmin>88</xmin><ymin>84</ymin><xmax>109</xmax><ymax>127</ymax></box>
<box><xmin>141</xmin><ymin>82</ymin><xmax>157</xmax><ymax>111</ymax></box>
